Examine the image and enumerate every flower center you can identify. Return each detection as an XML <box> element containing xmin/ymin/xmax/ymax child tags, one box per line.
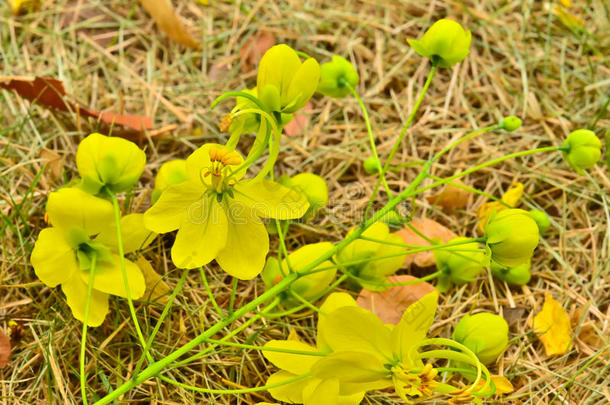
<box><xmin>391</xmin><ymin>363</ymin><xmax>439</xmax><ymax>400</ymax></box>
<box><xmin>202</xmin><ymin>146</ymin><xmax>242</xmax><ymax>194</ymax></box>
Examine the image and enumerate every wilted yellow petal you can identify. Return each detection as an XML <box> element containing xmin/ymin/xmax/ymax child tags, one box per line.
<box><xmin>474</xmin><ymin>375</ymin><xmax>514</xmax><ymax>395</ymax></box>
<box><xmin>477</xmin><ymin>182</ymin><xmax>523</xmax><ymax>233</ymax></box>
<box><xmin>553</xmin><ymin>5</ymin><xmax>584</xmax><ymax>28</ymax></box>
<box><xmin>559</xmin><ymin>0</ymin><xmax>572</xmax><ymax>8</ymax></box>
<box><xmin>140</xmin><ymin>0</ymin><xmax>200</xmax><ymax>49</ymax></box>
<box><xmin>532</xmin><ymin>294</ymin><xmax>573</xmax><ymax>356</ymax></box>
<box><xmin>8</xmin><ymin>0</ymin><xmax>40</xmax><ymax>15</ymax></box>
<box><xmin>136</xmin><ymin>256</ymin><xmax>171</xmax><ymax>305</ymax></box>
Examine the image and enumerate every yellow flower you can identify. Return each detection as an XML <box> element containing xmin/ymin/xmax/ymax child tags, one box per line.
<box><xmin>151</xmin><ymin>159</ymin><xmax>187</xmax><ymax>204</ymax></box>
<box><xmin>143</xmin><ymin>143</ymin><xmax>309</xmax><ymax>279</ymax></box>
<box><xmin>30</xmin><ymin>188</ymin><xmax>154</xmax><ymax>326</ymax></box>
<box><xmin>262</xmin><ymin>293</ymin><xmax>366</xmax><ymax>405</ymax></box>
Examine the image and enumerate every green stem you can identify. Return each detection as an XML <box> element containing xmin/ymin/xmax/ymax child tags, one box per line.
<box><xmin>200</xmin><ymin>267</ymin><xmax>224</xmax><ymax>317</ymax></box>
<box><xmin>80</xmin><ymin>253</ymin><xmax>97</xmax><ymax>405</ymax></box>
<box><xmin>132</xmin><ymin>269</ymin><xmax>189</xmax><ymax>378</ymax></box>
<box><xmin>229</xmin><ymin>277</ymin><xmax>238</xmax><ymax>316</ymax></box>
<box><xmin>158</xmin><ymin>372</ymin><xmax>310</xmax><ymax>394</ymax></box>
<box><xmin>202</xmin><ymin>337</ymin><xmax>326</xmax><ymax>357</ymax></box>
<box><xmin>93</xmin><ymin>274</ymin><xmax>299</xmax><ymax>405</ymax></box>
<box><xmin>410</xmin><ymin>146</ymin><xmax>561</xmax><ymax>197</ymax></box>
<box><xmin>345</xmin><ymin>83</ymin><xmax>393</xmax><ymax>198</ymax></box>
<box><xmin>384</xmin><ymin>270</ymin><xmax>442</xmax><ymax>287</ymax></box>
<box><xmin>364</xmin><ymin>63</ymin><xmax>437</xmax><ymax>219</ymax></box>
<box><xmin>107</xmin><ymin>192</ymin><xmax>147</xmax><ymax>350</ymax></box>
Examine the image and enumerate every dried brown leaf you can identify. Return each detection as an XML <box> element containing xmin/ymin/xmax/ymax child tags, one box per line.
<box><xmin>0</xmin><ymin>76</ymin><xmax>154</xmax><ymax>138</ymax></box>
<box><xmin>425</xmin><ymin>180</ymin><xmax>470</xmax><ymax>208</ymax></box>
<box><xmin>395</xmin><ymin>218</ymin><xmax>457</xmax><ymax>267</ymax></box>
<box><xmin>0</xmin><ymin>328</ymin><xmax>10</xmax><ymax>368</ymax></box>
<box><xmin>356</xmin><ymin>275</ymin><xmax>436</xmax><ymax>324</ymax></box>
<box><xmin>39</xmin><ymin>148</ymin><xmax>64</xmax><ymax>181</ymax></box>
<box><xmin>140</xmin><ymin>0</ymin><xmax>200</xmax><ymax>49</ymax></box>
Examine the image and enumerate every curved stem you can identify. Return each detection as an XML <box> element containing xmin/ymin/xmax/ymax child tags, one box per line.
<box><xmin>364</xmin><ymin>63</ymin><xmax>437</xmax><ymax>219</ymax></box>
<box><xmin>200</xmin><ymin>267</ymin><xmax>224</xmax><ymax>317</ymax></box>
<box><xmin>80</xmin><ymin>253</ymin><xmax>97</xmax><ymax>405</ymax></box>
<box><xmin>210</xmin><ymin>91</ymin><xmax>267</xmax><ymax>112</ymax></box>
<box><xmin>107</xmin><ymin>192</ymin><xmax>147</xmax><ymax>350</ymax></box>
<box><xmin>345</xmin><ymin>83</ymin><xmax>392</xmax><ymax>198</ymax></box>
<box><xmin>383</xmin><ymin>270</ymin><xmax>442</xmax><ymax>287</ymax></box>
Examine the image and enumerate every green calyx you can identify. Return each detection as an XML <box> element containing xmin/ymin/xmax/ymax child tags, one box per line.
<box><xmin>407</xmin><ymin>19</ymin><xmax>471</xmax><ymax>68</ymax></box>
<box><xmin>317</xmin><ymin>55</ymin><xmax>359</xmax><ymax>98</ymax></box>
<box><xmin>491</xmin><ymin>259</ymin><xmax>531</xmax><ymax>285</ymax></box>
<box><xmin>528</xmin><ymin>209</ymin><xmax>551</xmax><ymax>235</ymax></box>
<box><xmin>561</xmin><ymin>129</ymin><xmax>602</xmax><ymax>172</ymax></box>
<box><xmin>484</xmin><ymin>209</ymin><xmax>539</xmax><ymax>267</ymax></box>
<box><xmin>433</xmin><ymin>237</ymin><xmax>485</xmax><ymax>292</ymax></box>
<box><xmin>77</xmin><ymin>133</ymin><xmax>146</xmax><ymax>195</ymax></box>
<box><xmin>452</xmin><ymin>313</ymin><xmax>508</xmax><ymax>365</ymax></box>
<box><xmin>500</xmin><ymin>116</ymin><xmax>522</xmax><ymax>132</ymax></box>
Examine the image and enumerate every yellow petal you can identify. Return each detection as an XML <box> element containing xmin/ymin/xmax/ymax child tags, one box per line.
<box><xmin>317</xmin><ymin>306</ymin><xmax>392</xmax><ymax>361</ymax></box>
<box><xmin>474</xmin><ymin>375</ymin><xmax>514</xmax><ymax>395</ymax></box>
<box><xmin>83</xmin><ymin>256</ymin><xmax>145</xmax><ymax>299</ymax></box>
<box><xmin>532</xmin><ymin>294</ymin><xmax>573</xmax><ymax>356</ymax></box>
<box><xmin>46</xmin><ymin>187</ymin><xmax>114</xmax><ymax>236</ymax></box>
<box><xmin>171</xmin><ymin>197</ymin><xmax>228</xmax><ymax>269</ymax></box>
<box><xmin>302</xmin><ymin>378</ymin><xmax>339</xmax><ymax>405</ymax></box>
<box><xmin>317</xmin><ymin>292</ymin><xmax>358</xmax><ymax>351</ymax></box>
<box><xmin>31</xmin><ymin>228</ymin><xmax>78</xmax><ymax>287</ymax></box>
<box><xmin>144</xmin><ymin>180</ymin><xmax>205</xmax><ymax>234</ymax></box>
<box><xmin>233</xmin><ymin>179</ymin><xmax>310</xmax><ymax>220</ymax></box>
<box><xmin>266</xmin><ymin>370</ymin><xmax>310</xmax><ymax>404</ymax></box>
<box><xmin>262</xmin><ymin>340</ymin><xmax>320</xmax><ymax>375</ymax></box>
<box><xmin>501</xmin><ymin>182</ymin><xmax>524</xmax><ymax>207</ymax></box>
<box><xmin>95</xmin><ymin>213</ymin><xmax>156</xmax><ymax>254</ymax></box>
<box><xmin>215</xmin><ymin>200</ymin><xmax>268</xmax><ymax>279</ymax></box>
<box><xmin>136</xmin><ymin>256</ymin><xmax>171</xmax><ymax>305</ymax></box>
<box><xmin>61</xmin><ymin>275</ymin><xmax>110</xmax><ymax>327</ymax></box>
<box><xmin>257</xmin><ymin>44</ymin><xmax>302</xmax><ymax>101</ymax></box>
<box><xmin>392</xmin><ymin>291</ymin><xmax>438</xmax><ymax>365</ymax></box>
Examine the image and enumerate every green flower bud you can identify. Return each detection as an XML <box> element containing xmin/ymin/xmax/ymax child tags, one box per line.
<box><xmin>453</xmin><ymin>313</ymin><xmax>509</xmax><ymax>365</ymax></box>
<box><xmin>263</xmin><ymin>243</ymin><xmax>336</xmax><ymax>307</ymax></box>
<box><xmin>76</xmin><ymin>133</ymin><xmax>146</xmax><ymax>195</ymax></box>
<box><xmin>317</xmin><ymin>55</ymin><xmax>359</xmax><ymax>98</ymax></box>
<box><xmin>151</xmin><ymin>159</ymin><xmax>187</xmax><ymax>204</ymax></box>
<box><xmin>491</xmin><ymin>259</ymin><xmax>531</xmax><ymax>286</ymax></box>
<box><xmin>379</xmin><ymin>210</ymin><xmax>403</xmax><ymax>226</ymax></box>
<box><xmin>363</xmin><ymin>156</ymin><xmax>380</xmax><ymax>174</ymax></box>
<box><xmin>561</xmin><ymin>129</ymin><xmax>602</xmax><ymax>172</ymax></box>
<box><xmin>529</xmin><ymin>209</ymin><xmax>551</xmax><ymax>235</ymax></box>
<box><xmin>434</xmin><ymin>237</ymin><xmax>485</xmax><ymax>292</ymax></box>
<box><xmin>500</xmin><ymin>116</ymin><xmax>522</xmax><ymax>132</ymax></box>
<box><xmin>257</xmin><ymin>44</ymin><xmax>320</xmax><ymax>114</ymax></box>
<box><xmin>485</xmin><ymin>209</ymin><xmax>539</xmax><ymax>267</ymax></box>
<box><xmin>335</xmin><ymin>222</ymin><xmax>406</xmax><ymax>291</ymax></box>
<box><xmin>278</xmin><ymin>173</ymin><xmax>328</xmax><ymax>219</ymax></box>
<box><xmin>407</xmin><ymin>19</ymin><xmax>471</xmax><ymax>68</ymax></box>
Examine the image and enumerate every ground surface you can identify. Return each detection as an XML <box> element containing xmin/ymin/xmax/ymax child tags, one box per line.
<box><xmin>1</xmin><ymin>0</ymin><xmax>609</xmax><ymax>404</ymax></box>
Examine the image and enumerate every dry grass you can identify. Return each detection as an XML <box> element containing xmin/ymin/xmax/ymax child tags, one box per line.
<box><xmin>1</xmin><ymin>0</ymin><xmax>609</xmax><ymax>404</ymax></box>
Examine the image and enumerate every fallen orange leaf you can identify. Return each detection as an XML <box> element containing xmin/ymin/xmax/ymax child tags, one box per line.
<box><xmin>532</xmin><ymin>294</ymin><xmax>573</xmax><ymax>356</ymax></box>
<box><xmin>425</xmin><ymin>180</ymin><xmax>470</xmax><ymax>208</ymax></box>
<box><xmin>140</xmin><ymin>0</ymin><xmax>200</xmax><ymax>49</ymax></box>
<box><xmin>0</xmin><ymin>328</ymin><xmax>10</xmax><ymax>368</ymax></box>
<box><xmin>395</xmin><ymin>218</ymin><xmax>457</xmax><ymax>267</ymax></box>
<box><xmin>283</xmin><ymin>102</ymin><xmax>312</xmax><ymax>136</ymax></box>
<box><xmin>0</xmin><ymin>76</ymin><xmax>154</xmax><ymax>139</ymax></box>
<box><xmin>356</xmin><ymin>275</ymin><xmax>436</xmax><ymax>324</ymax></box>
<box><xmin>239</xmin><ymin>31</ymin><xmax>276</xmax><ymax>72</ymax></box>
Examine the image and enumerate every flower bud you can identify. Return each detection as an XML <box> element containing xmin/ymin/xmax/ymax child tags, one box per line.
<box><xmin>76</xmin><ymin>133</ymin><xmax>146</xmax><ymax>195</ymax></box>
<box><xmin>491</xmin><ymin>259</ymin><xmax>531</xmax><ymax>286</ymax></box>
<box><xmin>500</xmin><ymin>116</ymin><xmax>522</xmax><ymax>132</ymax></box>
<box><xmin>257</xmin><ymin>44</ymin><xmax>320</xmax><ymax>113</ymax></box>
<box><xmin>529</xmin><ymin>209</ymin><xmax>551</xmax><ymax>235</ymax></box>
<box><xmin>335</xmin><ymin>222</ymin><xmax>406</xmax><ymax>291</ymax></box>
<box><xmin>263</xmin><ymin>243</ymin><xmax>336</xmax><ymax>307</ymax></box>
<box><xmin>434</xmin><ymin>237</ymin><xmax>485</xmax><ymax>292</ymax></box>
<box><xmin>407</xmin><ymin>19</ymin><xmax>471</xmax><ymax>68</ymax></box>
<box><xmin>363</xmin><ymin>156</ymin><xmax>380</xmax><ymax>174</ymax></box>
<box><xmin>151</xmin><ymin>159</ymin><xmax>187</xmax><ymax>204</ymax></box>
<box><xmin>561</xmin><ymin>129</ymin><xmax>602</xmax><ymax>172</ymax></box>
<box><xmin>484</xmin><ymin>209</ymin><xmax>539</xmax><ymax>267</ymax></box>
<box><xmin>278</xmin><ymin>173</ymin><xmax>328</xmax><ymax>220</ymax></box>
<box><xmin>317</xmin><ymin>55</ymin><xmax>359</xmax><ymax>98</ymax></box>
<box><xmin>452</xmin><ymin>313</ymin><xmax>509</xmax><ymax>365</ymax></box>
